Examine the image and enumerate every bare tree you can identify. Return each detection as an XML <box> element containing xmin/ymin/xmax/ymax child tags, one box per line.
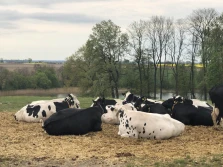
<box><xmin>188</xmin><ymin>8</ymin><xmax>218</xmax><ymax>100</ymax></box>
<box><xmin>128</xmin><ymin>20</ymin><xmax>148</xmax><ymax>95</ymax></box>
<box><xmin>146</xmin><ymin>16</ymin><xmax>173</xmax><ymax>99</ymax></box>
<box><xmin>168</xmin><ymin>19</ymin><xmax>187</xmax><ymax>95</ymax></box>
<box><xmin>188</xmin><ymin>32</ymin><xmax>199</xmax><ymax>98</ymax></box>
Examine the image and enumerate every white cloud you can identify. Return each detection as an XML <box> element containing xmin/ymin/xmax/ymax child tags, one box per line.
<box><xmin>0</xmin><ymin>0</ymin><xmax>223</xmax><ymax>60</ymax></box>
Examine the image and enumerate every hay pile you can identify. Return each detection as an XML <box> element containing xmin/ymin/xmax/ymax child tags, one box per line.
<box><xmin>1</xmin><ymin>112</ymin><xmax>223</xmax><ymax>166</ymax></box>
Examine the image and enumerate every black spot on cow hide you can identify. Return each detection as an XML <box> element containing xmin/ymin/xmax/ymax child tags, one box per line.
<box><xmin>129</xmin><ymin>117</ymin><xmax>131</xmax><ymax>121</ymax></box>
<box><xmin>26</xmin><ymin>105</ymin><xmax>41</xmax><ymax>118</ymax></box>
<box><xmin>48</xmin><ymin>105</ymin><xmax>51</xmax><ymax>111</ymax></box>
<box><xmin>125</xmin><ymin>123</ymin><xmax>129</xmax><ymax>128</ymax></box>
<box><xmin>154</xmin><ymin>136</ymin><xmax>156</xmax><ymax>139</ymax></box>
<box><xmin>120</xmin><ymin>110</ymin><xmax>124</xmax><ymax>118</ymax></box>
<box><xmin>144</xmin><ymin>123</ymin><xmax>146</xmax><ymax>126</ymax></box>
<box><xmin>42</xmin><ymin>110</ymin><xmax>47</xmax><ymax>117</ymax></box>
<box><xmin>160</xmin><ymin>129</ymin><xmax>162</xmax><ymax>131</ymax></box>
<box><xmin>153</xmin><ymin>131</ymin><xmax>155</xmax><ymax>133</ymax></box>
<box><xmin>143</xmin><ymin>127</ymin><xmax>145</xmax><ymax>134</ymax></box>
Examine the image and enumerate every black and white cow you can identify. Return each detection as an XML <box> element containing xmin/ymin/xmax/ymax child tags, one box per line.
<box><xmin>123</xmin><ymin>92</ymin><xmax>162</xmax><ymax>108</ymax></box>
<box><xmin>14</xmin><ymin>94</ymin><xmax>80</xmax><ymax>123</ymax></box>
<box><xmin>42</xmin><ymin>101</ymin><xmax>103</xmax><ymax>135</ymax></box>
<box><xmin>164</xmin><ymin>98</ymin><xmax>214</xmax><ymax>126</ymax></box>
<box><xmin>122</xmin><ymin>91</ymin><xmax>139</xmax><ymax>104</ymax></box>
<box><xmin>209</xmin><ymin>84</ymin><xmax>223</xmax><ymax>128</ymax></box>
<box><xmin>90</xmin><ymin>97</ymin><xmax>123</xmax><ymax>113</ymax></box>
<box><xmin>140</xmin><ymin>103</ymin><xmax>171</xmax><ymax>115</ymax></box>
<box><xmin>101</xmin><ymin>106</ymin><xmax>185</xmax><ymax>139</ymax></box>
<box><xmin>133</xmin><ymin>96</ymin><xmax>169</xmax><ymax>114</ymax></box>
<box><xmin>162</xmin><ymin>95</ymin><xmax>212</xmax><ymax>112</ymax></box>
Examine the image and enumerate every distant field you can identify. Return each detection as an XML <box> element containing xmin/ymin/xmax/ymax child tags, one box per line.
<box><xmin>0</xmin><ymin>63</ymin><xmax>63</xmax><ymax>72</ymax></box>
<box><xmin>0</xmin><ymin>87</ymin><xmax>81</xmax><ymax>96</ymax></box>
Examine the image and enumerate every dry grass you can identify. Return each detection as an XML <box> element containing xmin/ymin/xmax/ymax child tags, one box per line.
<box><xmin>1</xmin><ymin>112</ymin><xmax>223</xmax><ymax>166</ymax></box>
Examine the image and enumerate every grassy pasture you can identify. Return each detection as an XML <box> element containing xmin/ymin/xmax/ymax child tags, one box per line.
<box><xmin>1</xmin><ymin>96</ymin><xmax>223</xmax><ymax>166</ymax></box>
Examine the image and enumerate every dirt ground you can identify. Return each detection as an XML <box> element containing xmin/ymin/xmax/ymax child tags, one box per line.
<box><xmin>1</xmin><ymin>112</ymin><xmax>223</xmax><ymax>167</ymax></box>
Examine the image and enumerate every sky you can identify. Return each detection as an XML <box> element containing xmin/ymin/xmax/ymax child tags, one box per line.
<box><xmin>0</xmin><ymin>0</ymin><xmax>223</xmax><ymax>61</ymax></box>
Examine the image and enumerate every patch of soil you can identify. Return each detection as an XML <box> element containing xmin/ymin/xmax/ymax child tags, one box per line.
<box><xmin>1</xmin><ymin>112</ymin><xmax>223</xmax><ymax>166</ymax></box>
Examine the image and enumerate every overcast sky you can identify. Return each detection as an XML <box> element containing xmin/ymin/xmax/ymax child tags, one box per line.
<box><xmin>0</xmin><ymin>0</ymin><xmax>223</xmax><ymax>60</ymax></box>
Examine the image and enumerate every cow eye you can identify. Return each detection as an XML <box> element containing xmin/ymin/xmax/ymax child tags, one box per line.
<box><xmin>111</xmin><ymin>107</ymin><xmax>115</xmax><ymax>111</ymax></box>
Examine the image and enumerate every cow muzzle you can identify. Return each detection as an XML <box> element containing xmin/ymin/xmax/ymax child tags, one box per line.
<box><xmin>14</xmin><ymin>115</ymin><xmax>18</xmax><ymax>121</ymax></box>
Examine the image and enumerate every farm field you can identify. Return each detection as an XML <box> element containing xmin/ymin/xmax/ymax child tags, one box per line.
<box><xmin>1</xmin><ymin>96</ymin><xmax>223</xmax><ymax>166</ymax></box>
<box><xmin>0</xmin><ymin>63</ymin><xmax>63</xmax><ymax>72</ymax></box>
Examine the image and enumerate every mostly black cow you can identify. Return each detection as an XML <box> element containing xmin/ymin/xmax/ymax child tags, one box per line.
<box><xmin>90</xmin><ymin>97</ymin><xmax>122</xmax><ymax>113</ymax></box>
<box><xmin>165</xmin><ymin>98</ymin><xmax>213</xmax><ymax>126</ymax></box>
<box><xmin>42</xmin><ymin>100</ymin><xmax>104</xmax><ymax>135</ymax></box>
<box><xmin>14</xmin><ymin>94</ymin><xmax>80</xmax><ymax>122</ymax></box>
<box><xmin>133</xmin><ymin>96</ymin><xmax>169</xmax><ymax>114</ymax></box>
<box><xmin>209</xmin><ymin>84</ymin><xmax>223</xmax><ymax>128</ymax></box>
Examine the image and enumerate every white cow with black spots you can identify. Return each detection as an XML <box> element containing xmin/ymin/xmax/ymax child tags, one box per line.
<box><xmin>14</xmin><ymin>94</ymin><xmax>80</xmax><ymax>123</ymax></box>
<box><xmin>101</xmin><ymin>106</ymin><xmax>185</xmax><ymax>139</ymax></box>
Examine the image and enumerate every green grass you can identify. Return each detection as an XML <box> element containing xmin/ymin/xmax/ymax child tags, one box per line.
<box><xmin>0</xmin><ymin>96</ymin><xmax>94</xmax><ymax>112</ymax></box>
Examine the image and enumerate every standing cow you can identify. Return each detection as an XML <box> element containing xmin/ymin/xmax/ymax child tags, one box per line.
<box><xmin>101</xmin><ymin>106</ymin><xmax>185</xmax><ymax>139</ymax></box>
<box><xmin>14</xmin><ymin>94</ymin><xmax>80</xmax><ymax>122</ymax></box>
<box><xmin>209</xmin><ymin>84</ymin><xmax>223</xmax><ymax>129</ymax></box>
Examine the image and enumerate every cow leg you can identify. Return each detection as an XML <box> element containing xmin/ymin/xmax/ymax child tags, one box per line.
<box><xmin>211</xmin><ymin>107</ymin><xmax>220</xmax><ymax>130</ymax></box>
<box><xmin>120</xmin><ymin>130</ymin><xmax>138</xmax><ymax>138</ymax></box>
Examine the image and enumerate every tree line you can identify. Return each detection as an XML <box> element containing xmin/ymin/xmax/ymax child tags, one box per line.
<box><xmin>63</xmin><ymin>8</ymin><xmax>223</xmax><ymax>100</ymax></box>
<box><xmin>1</xmin><ymin>8</ymin><xmax>223</xmax><ymax>100</ymax></box>
<box><xmin>0</xmin><ymin>65</ymin><xmax>61</xmax><ymax>90</ymax></box>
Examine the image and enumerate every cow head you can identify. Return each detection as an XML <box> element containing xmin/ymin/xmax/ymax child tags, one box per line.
<box><xmin>122</xmin><ymin>91</ymin><xmax>139</xmax><ymax>104</ymax></box>
<box><xmin>92</xmin><ymin>98</ymin><xmax>106</xmax><ymax>114</ymax></box>
<box><xmin>162</xmin><ymin>95</ymin><xmax>183</xmax><ymax>110</ymax></box>
<box><xmin>65</xmin><ymin>94</ymin><xmax>80</xmax><ymax>108</ymax></box>
<box><xmin>101</xmin><ymin>105</ymin><xmax>120</xmax><ymax>124</ymax></box>
<box><xmin>133</xmin><ymin>96</ymin><xmax>146</xmax><ymax>110</ymax></box>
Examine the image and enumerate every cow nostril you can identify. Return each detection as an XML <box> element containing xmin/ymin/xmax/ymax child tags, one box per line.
<box><xmin>14</xmin><ymin>115</ymin><xmax>17</xmax><ymax>121</ymax></box>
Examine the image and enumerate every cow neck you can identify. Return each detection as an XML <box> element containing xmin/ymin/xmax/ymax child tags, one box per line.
<box><xmin>172</xmin><ymin>102</ymin><xmax>178</xmax><ymax>111</ymax></box>
<box><xmin>172</xmin><ymin>100</ymin><xmax>183</xmax><ymax>110</ymax></box>
<box><xmin>95</xmin><ymin>102</ymin><xmax>104</xmax><ymax>114</ymax></box>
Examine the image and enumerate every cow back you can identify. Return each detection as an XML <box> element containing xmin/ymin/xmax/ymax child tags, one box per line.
<box><xmin>43</xmin><ymin>107</ymin><xmax>103</xmax><ymax>135</ymax></box>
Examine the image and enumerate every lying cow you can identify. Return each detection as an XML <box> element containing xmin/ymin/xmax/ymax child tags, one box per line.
<box><xmin>122</xmin><ymin>91</ymin><xmax>139</xmax><ymax>104</ymax></box>
<box><xmin>90</xmin><ymin>97</ymin><xmax>123</xmax><ymax>113</ymax></box>
<box><xmin>133</xmin><ymin>96</ymin><xmax>169</xmax><ymax>114</ymax></box>
<box><xmin>14</xmin><ymin>94</ymin><xmax>80</xmax><ymax>123</ymax></box>
<box><xmin>42</xmin><ymin>100</ymin><xmax>103</xmax><ymax>135</ymax></box>
<box><xmin>170</xmin><ymin>98</ymin><xmax>214</xmax><ymax>126</ymax></box>
<box><xmin>101</xmin><ymin>106</ymin><xmax>185</xmax><ymax>139</ymax></box>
